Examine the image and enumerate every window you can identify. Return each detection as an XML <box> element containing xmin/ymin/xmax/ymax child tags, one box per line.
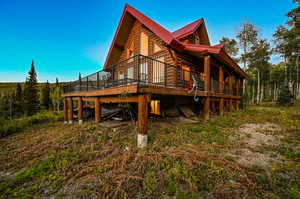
<box><xmin>182</xmin><ymin>65</ymin><xmax>190</xmax><ymax>81</ymax></box>
<box><xmin>127</xmin><ymin>67</ymin><xmax>134</xmax><ymax>79</ymax></box>
<box><xmin>153</xmin><ymin>57</ymin><xmax>165</xmax><ymax>83</ymax></box>
<box><xmin>140</xmin><ymin>32</ymin><xmax>148</xmax><ymax>56</ymax></box>
<box><xmin>140</xmin><ymin>61</ymin><xmax>148</xmax><ymax>82</ymax></box>
<box><xmin>150</xmin><ymin>100</ymin><xmax>160</xmax><ymax>115</ymax></box>
<box><xmin>118</xmin><ymin>70</ymin><xmax>124</xmax><ymax>80</ymax></box>
<box><xmin>153</xmin><ymin>43</ymin><xmax>161</xmax><ymax>53</ymax></box>
<box><xmin>127</xmin><ymin>40</ymin><xmax>135</xmax><ymax>58</ymax></box>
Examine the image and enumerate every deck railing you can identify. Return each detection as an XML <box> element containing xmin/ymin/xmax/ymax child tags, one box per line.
<box><xmin>64</xmin><ymin>54</ymin><xmax>205</xmax><ymax>93</ymax></box>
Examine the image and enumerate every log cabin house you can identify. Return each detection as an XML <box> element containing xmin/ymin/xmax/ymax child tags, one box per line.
<box><xmin>63</xmin><ymin>4</ymin><xmax>249</xmax><ymax>148</ymax></box>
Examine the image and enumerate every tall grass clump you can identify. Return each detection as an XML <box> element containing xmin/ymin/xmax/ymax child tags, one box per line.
<box><xmin>0</xmin><ymin>111</ymin><xmax>63</xmax><ymax>138</ymax></box>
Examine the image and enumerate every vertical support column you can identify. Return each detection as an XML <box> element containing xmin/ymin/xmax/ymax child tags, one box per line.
<box><xmin>95</xmin><ymin>97</ymin><xmax>101</xmax><ymax>123</ymax></box>
<box><xmin>228</xmin><ymin>75</ymin><xmax>233</xmax><ymax>95</ymax></box>
<box><xmin>138</xmin><ymin>95</ymin><xmax>149</xmax><ymax>148</ymax></box>
<box><xmin>228</xmin><ymin>99</ymin><xmax>233</xmax><ymax>112</ymax></box>
<box><xmin>203</xmin><ymin>97</ymin><xmax>210</xmax><ymax>120</ymax></box>
<box><xmin>219</xmin><ymin>66</ymin><xmax>224</xmax><ymax>93</ymax></box>
<box><xmin>64</xmin><ymin>98</ymin><xmax>68</xmax><ymax>124</ymax></box>
<box><xmin>68</xmin><ymin>97</ymin><xmax>74</xmax><ymax>124</ymax></box>
<box><xmin>219</xmin><ymin>98</ymin><xmax>224</xmax><ymax>116</ymax></box>
<box><xmin>78</xmin><ymin>97</ymin><xmax>83</xmax><ymax>124</ymax></box>
<box><xmin>236</xmin><ymin>78</ymin><xmax>239</xmax><ymax>96</ymax></box>
<box><xmin>204</xmin><ymin>55</ymin><xmax>211</xmax><ymax>92</ymax></box>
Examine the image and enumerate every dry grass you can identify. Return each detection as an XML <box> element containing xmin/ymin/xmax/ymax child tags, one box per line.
<box><xmin>0</xmin><ymin>103</ymin><xmax>300</xmax><ymax>198</ymax></box>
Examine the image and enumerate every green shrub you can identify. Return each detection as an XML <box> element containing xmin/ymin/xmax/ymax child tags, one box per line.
<box><xmin>0</xmin><ymin>111</ymin><xmax>63</xmax><ymax>138</ymax></box>
<box><xmin>277</xmin><ymin>86</ymin><xmax>293</xmax><ymax>106</ymax></box>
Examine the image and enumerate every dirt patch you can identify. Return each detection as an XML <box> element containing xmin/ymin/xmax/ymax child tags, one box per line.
<box><xmin>227</xmin><ymin>123</ymin><xmax>283</xmax><ymax>168</ymax></box>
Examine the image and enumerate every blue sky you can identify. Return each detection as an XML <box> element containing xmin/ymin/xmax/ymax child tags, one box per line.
<box><xmin>0</xmin><ymin>0</ymin><xmax>296</xmax><ymax>82</ymax></box>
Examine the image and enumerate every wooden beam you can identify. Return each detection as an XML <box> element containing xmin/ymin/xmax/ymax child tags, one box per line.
<box><xmin>138</xmin><ymin>95</ymin><xmax>149</xmax><ymax>134</ymax></box>
<box><xmin>63</xmin><ymin>84</ymin><xmax>138</xmax><ymax>97</ymax></box>
<box><xmin>203</xmin><ymin>97</ymin><xmax>210</xmax><ymax>120</ymax></box>
<box><xmin>219</xmin><ymin>66</ymin><xmax>224</xmax><ymax>93</ymax></box>
<box><xmin>204</xmin><ymin>55</ymin><xmax>211</xmax><ymax>92</ymax></box>
<box><xmin>68</xmin><ymin>97</ymin><xmax>74</xmax><ymax>122</ymax></box>
<box><xmin>228</xmin><ymin>75</ymin><xmax>233</xmax><ymax>95</ymax></box>
<box><xmin>219</xmin><ymin>98</ymin><xmax>224</xmax><ymax>116</ymax></box>
<box><xmin>95</xmin><ymin>97</ymin><xmax>101</xmax><ymax>123</ymax></box>
<box><xmin>78</xmin><ymin>96</ymin><xmax>83</xmax><ymax>122</ymax></box>
<box><xmin>63</xmin><ymin>98</ymin><xmax>68</xmax><ymax>122</ymax></box>
<box><xmin>235</xmin><ymin>78</ymin><xmax>239</xmax><ymax>96</ymax></box>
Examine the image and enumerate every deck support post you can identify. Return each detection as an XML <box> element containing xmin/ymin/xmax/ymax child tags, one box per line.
<box><xmin>236</xmin><ymin>78</ymin><xmax>239</xmax><ymax>96</ymax></box>
<box><xmin>219</xmin><ymin>98</ymin><xmax>224</xmax><ymax>116</ymax></box>
<box><xmin>95</xmin><ymin>97</ymin><xmax>101</xmax><ymax>123</ymax></box>
<box><xmin>64</xmin><ymin>98</ymin><xmax>68</xmax><ymax>124</ymax></box>
<box><xmin>219</xmin><ymin>66</ymin><xmax>224</xmax><ymax>93</ymax></box>
<box><xmin>68</xmin><ymin>97</ymin><xmax>74</xmax><ymax>124</ymax></box>
<box><xmin>228</xmin><ymin>75</ymin><xmax>233</xmax><ymax>95</ymax></box>
<box><xmin>204</xmin><ymin>55</ymin><xmax>211</xmax><ymax>92</ymax></box>
<box><xmin>228</xmin><ymin>99</ymin><xmax>233</xmax><ymax>112</ymax></box>
<box><xmin>138</xmin><ymin>95</ymin><xmax>149</xmax><ymax>148</ymax></box>
<box><xmin>203</xmin><ymin>97</ymin><xmax>210</xmax><ymax>120</ymax></box>
<box><xmin>78</xmin><ymin>97</ymin><xmax>83</xmax><ymax>124</ymax></box>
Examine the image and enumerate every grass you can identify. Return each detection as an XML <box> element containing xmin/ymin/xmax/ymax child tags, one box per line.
<box><xmin>0</xmin><ymin>103</ymin><xmax>299</xmax><ymax>198</ymax></box>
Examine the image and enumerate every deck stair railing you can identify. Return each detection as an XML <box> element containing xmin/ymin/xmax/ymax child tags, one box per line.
<box><xmin>64</xmin><ymin>54</ymin><xmax>206</xmax><ymax>93</ymax></box>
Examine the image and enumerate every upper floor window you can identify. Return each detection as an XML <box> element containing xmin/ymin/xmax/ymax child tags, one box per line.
<box><xmin>182</xmin><ymin>65</ymin><xmax>191</xmax><ymax>81</ymax></box>
<box><xmin>140</xmin><ymin>32</ymin><xmax>148</xmax><ymax>56</ymax></box>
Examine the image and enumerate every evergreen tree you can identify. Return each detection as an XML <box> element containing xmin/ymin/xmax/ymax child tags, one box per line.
<box><xmin>14</xmin><ymin>83</ymin><xmax>23</xmax><ymax>116</ymax></box>
<box><xmin>23</xmin><ymin>60</ymin><xmax>39</xmax><ymax>115</ymax></box>
<box><xmin>219</xmin><ymin>37</ymin><xmax>239</xmax><ymax>58</ymax></box>
<box><xmin>40</xmin><ymin>81</ymin><xmax>51</xmax><ymax>110</ymax></box>
<box><xmin>277</xmin><ymin>85</ymin><xmax>293</xmax><ymax>106</ymax></box>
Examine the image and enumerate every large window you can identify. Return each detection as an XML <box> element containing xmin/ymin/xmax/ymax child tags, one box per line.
<box><xmin>140</xmin><ymin>61</ymin><xmax>148</xmax><ymax>82</ymax></box>
<box><xmin>182</xmin><ymin>65</ymin><xmax>191</xmax><ymax>81</ymax></box>
<box><xmin>153</xmin><ymin>57</ymin><xmax>165</xmax><ymax>83</ymax></box>
<box><xmin>127</xmin><ymin>67</ymin><xmax>134</xmax><ymax>79</ymax></box>
<box><xmin>153</xmin><ymin>43</ymin><xmax>161</xmax><ymax>53</ymax></box>
<box><xmin>140</xmin><ymin>32</ymin><xmax>148</xmax><ymax>56</ymax></box>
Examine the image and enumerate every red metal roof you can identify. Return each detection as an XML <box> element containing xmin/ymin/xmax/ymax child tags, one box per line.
<box><xmin>172</xmin><ymin>19</ymin><xmax>203</xmax><ymax>39</ymax></box>
<box><xmin>103</xmin><ymin>4</ymin><xmax>248</xmax><ymax>79</ymax></box>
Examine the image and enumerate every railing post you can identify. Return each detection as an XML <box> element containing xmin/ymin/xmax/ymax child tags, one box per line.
<box><xmin>137</xmin><ymin>54</ymin><xmax>140</xmax><ymax>84</ymax></box>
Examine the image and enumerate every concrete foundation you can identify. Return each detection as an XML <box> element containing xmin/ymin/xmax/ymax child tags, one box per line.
<box><xmin>68</xmin><ymin>120</ymin><xmax>73</xmax><ymax>124</ymax></box>
<box><xmin>78</xmin><ymin>120</ymin><xmax>83</xmax><ymax>125</ymax></box>
<box><xmin>137</xmin><ymin>134</ymin><xmax>148</xmax><ymax>148</ymax></box>
<box><xmin>64</xmin><ymin>121</ymin><xmax>68</xmax><ymax>124</ymax></box>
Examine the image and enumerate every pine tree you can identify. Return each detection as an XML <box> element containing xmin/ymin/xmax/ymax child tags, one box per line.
<box><xmin>23</xmin><ymin>60</ymin><xmax>40</xmax><ymax>115</ymax></box>
<box><xmin>277</xmin><ymin>85</ymin><xmax>293</xmax><ymax>106</ymax></box>
<box><xmin>40</xmin><ymin>81</ymin><xmax>51</xmax><ymax>110</ymax></box>
<box><xmin>219</xmin><ymin>37</ymin><xmax>239</xmax><ymax>58</ymax></box>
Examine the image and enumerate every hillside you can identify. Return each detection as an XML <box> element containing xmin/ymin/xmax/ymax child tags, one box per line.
<box><xmin>0</xmin><ymin>104</ymin><xmax>299</xmax><ymax>199</ymax></box>
<box><xmin>0</xmin><ymin>82</ymin><xmax>67</xmax><ymax>94</ymax></box>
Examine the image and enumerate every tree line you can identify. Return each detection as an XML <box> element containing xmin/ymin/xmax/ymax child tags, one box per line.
<box><xmin>0</xmin><ymin>61</ymin><xmax>63</xmax><ymax>120</ymax></box>
<box><xmin>220</xmin><ymin>0</ymin><xmax>299</xmax><ymax>105</ymax></box>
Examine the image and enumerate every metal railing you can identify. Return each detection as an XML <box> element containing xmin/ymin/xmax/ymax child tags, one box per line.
<box><xmin>63</xmin><ymin>54</ymin><xmax>206</xmax><ymax>93</ymax></box>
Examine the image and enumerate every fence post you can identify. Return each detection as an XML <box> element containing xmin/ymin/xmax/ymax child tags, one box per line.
<box><xmin>137</xmin><ymin>55</ymin><xmax>140</xmax><ymax>84</ymax></box>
